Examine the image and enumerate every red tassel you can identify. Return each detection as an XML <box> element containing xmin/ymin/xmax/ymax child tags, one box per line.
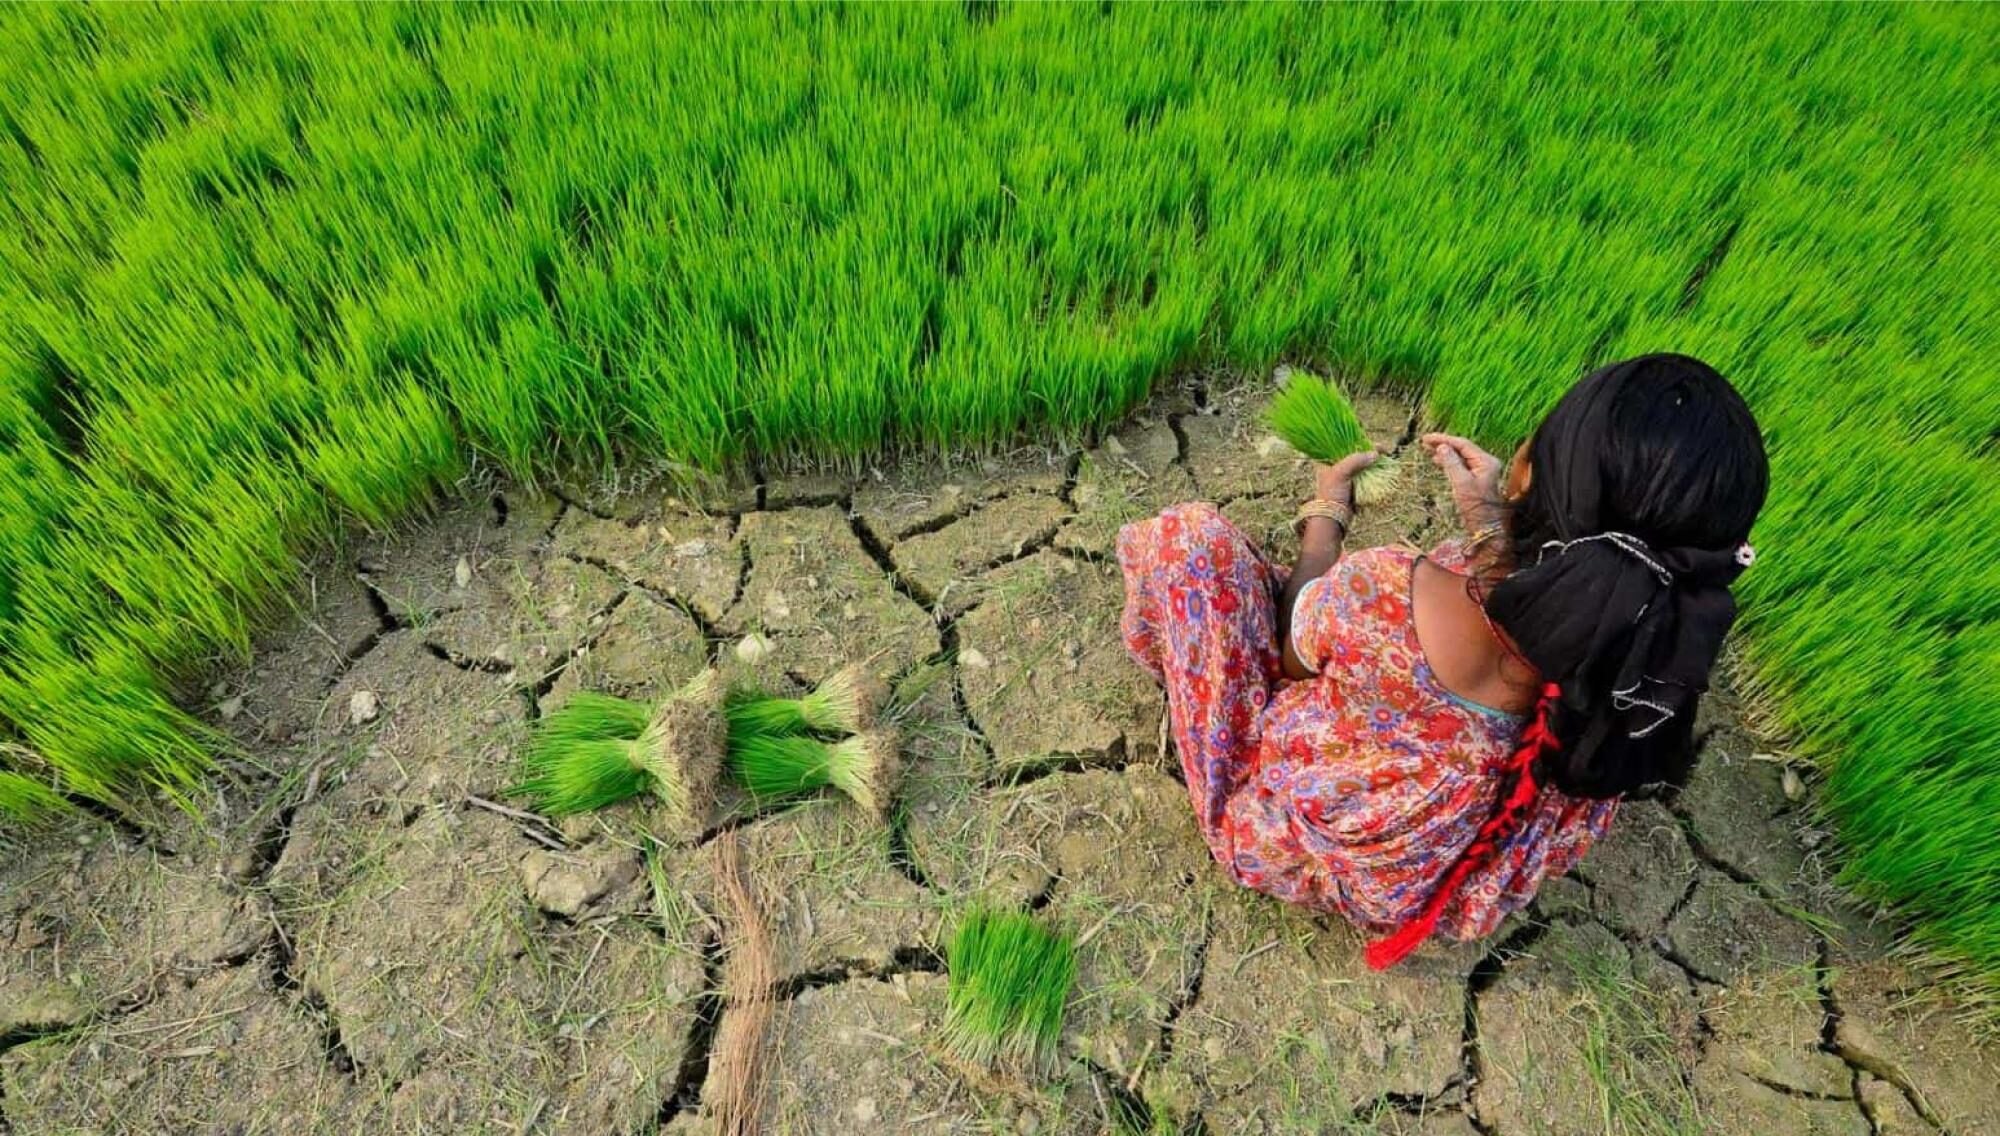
<box><xmin>1365</xmin><ymin>683</ymin><xmax>1562</xmax><ymax>970</ymax></box>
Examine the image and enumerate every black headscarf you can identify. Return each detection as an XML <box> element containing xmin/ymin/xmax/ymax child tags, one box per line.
<box><xmin>1486</xmin><ymin>355</ymin><xmax>1768</xmax><ymax>799</ymax></box>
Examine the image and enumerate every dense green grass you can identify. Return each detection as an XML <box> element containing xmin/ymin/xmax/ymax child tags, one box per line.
<box><xmin>1</xmin><ymin>4</ymin><xmax>1995</xmax><ymax>1002</ymax></box>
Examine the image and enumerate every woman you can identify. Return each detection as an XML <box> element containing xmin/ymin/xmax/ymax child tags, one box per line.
<box><xmin>1118</xmin><ymin>355</ymin><xmax>1767</xmax><ymax>967</ymax></box>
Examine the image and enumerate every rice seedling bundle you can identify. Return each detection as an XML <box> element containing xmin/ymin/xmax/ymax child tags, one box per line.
<box><xmin>723</xmin><ymin>664</ymin><xmax>891</xmax><ymax>744</ymax></box>
<box><xmin>1</xmin><ymin>2</ymin><xmax>1996</xmax><ymax>1010</ymax></box>
<box><xmin>727</xmin><ymin>730</ymin><xmax>903</xmax><ymax>816</ymax></box>
<box><xmin>943</xmin><ymin>905</ymin><xmax>1076</xmax><ymax>1071</ymax></box>
<box><xmin>1264</xmin><ymin>371</ymin><xmax>1400</xmax><ymax>507</ymax></box>
<box><xmin>507</xmin><ymin>675</ymin><xmax>723</xmax><ymax>838</ymax></box>
<box><xmin>724</xmin><ymin>666</ymin><xmax>901</xmax><ymax>814</ymax></box>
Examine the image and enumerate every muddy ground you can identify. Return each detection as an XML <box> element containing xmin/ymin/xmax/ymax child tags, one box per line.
<box><xmin>3</xmin><ymin>379</ymin><xmax>1995</xmax><ymax>1135</ymax></box>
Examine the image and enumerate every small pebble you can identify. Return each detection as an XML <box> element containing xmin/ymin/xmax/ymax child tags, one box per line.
<box><xmin>217</xmin><ymin>695</ymin><xmax>245</xmax><ymax>721</ymax></box>
<box><xmin>737</xmin><ymin>634</ymin><xmax>775</xmax><ymax>664</ymax></box>
<box><xmin>1782</xmin><ymin>767</ymin><xmax>1806</xmax><ymax>802</ymax></box>
<box><xmin>454</xmin><ymin>556</ymin><xmax>473</xmax><ymax>588</ymax></box>
<box><xmin>959</xmin><ymin>648</ymin><xmax>990</xmax><ymax>669</ymax></box>
<box><xmin>349</xmin><ymin>690</ymin><xmax>380</xmax><ymax>725</ymax></box>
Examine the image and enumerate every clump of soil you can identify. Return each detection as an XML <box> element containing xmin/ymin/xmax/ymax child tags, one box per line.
<box><xmin>641</xmin><ymin>671</ymin><xmax>729</xmax><ymax>842</ymax></box>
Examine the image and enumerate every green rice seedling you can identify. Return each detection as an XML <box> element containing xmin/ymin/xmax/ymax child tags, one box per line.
<box><xmin>723</xmin><ymin>664</ymin><xmax>892</xmax><ymax>743</ymax></box>
<box><xmin>727</xmin><ymin>734</ymin><xmax>832</xmax><ymax>802</ymax></box>
<box><xmin>1264</xmin><ymin>371</ymin><xmax>1400</xmax><ymax>507</ymax></box>
<box><xmin>507</xmin><ymin>680</ymin><xmax>722</xmax><ymax>832</ymax></box>
<box><xmin>726</xmin><ymin>728</ymin><xmax>904</xmax><ymax>815</ymax></box>
<box><xmin>507</xmin><ymin>737</ymin><xmax>650</xmax><ymax>817</ymax></box>
<box><xmin>0</xmin><ymin>767</ymin><xmax>66</xmax><ymax>824</ymax></box>
<box><xmin>943</xmin><ymin>905</ymin><xmax>1076</xmax><ymax>1071</ymax></box>
<box><xmin>506</xmin><ymin>691</ymin><xmax>655</xmax><ymax>814</ymax></box>
<box><xmin>536</xmin><ymin>691</ymin><xmax>655</xmax><ymax>747</ymax></box>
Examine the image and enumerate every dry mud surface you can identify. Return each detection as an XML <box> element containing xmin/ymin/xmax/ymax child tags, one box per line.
<box><xmin>4</xmin><ymin>380</ymin><xmax>1995</xmax><ymax>1135</ymax></box>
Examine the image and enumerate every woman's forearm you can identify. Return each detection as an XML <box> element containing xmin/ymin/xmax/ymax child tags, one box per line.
<box><xmin>1278</xmin><ymin>517</ymin><xmax>1344</xmax><ymax>678</ymax></box>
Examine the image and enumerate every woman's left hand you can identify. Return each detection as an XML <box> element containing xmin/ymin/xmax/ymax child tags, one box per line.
<box><xmin>1313</xmin><ymin>451</ymin><xmax>1381</xmax><ymax>509</ymax></box>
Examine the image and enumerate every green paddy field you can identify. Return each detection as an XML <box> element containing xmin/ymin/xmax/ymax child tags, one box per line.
<box><xmin>1</xmin><ymin>3</ymin><xmax>1994</xmax><ymax>1005</ymax></box>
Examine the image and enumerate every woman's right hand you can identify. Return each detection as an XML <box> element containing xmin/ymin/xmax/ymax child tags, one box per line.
<box><xmin>1313</xmin><ymin>450</ymin><xmax>1381</xmax><ymax>511</ymax></box>
<box><xmin>1422</xmin><ymin>432</ymin><xmax>1506</xmax><ymax>531</ymax></box>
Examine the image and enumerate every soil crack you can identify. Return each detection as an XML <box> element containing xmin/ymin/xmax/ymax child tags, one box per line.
<box><xmin>1461</xmin><ymin>920</ymin><xmax>1549</xmax><ymax>1110</ymax></box>
<box><xmin>656</xmin><ymin>925</ymin><xmax>727</xmax><ymax>1126</ymax></box>
<box><xmin>932</xmin><ymin>625</ymin><xmax>999</xmax><ymax>769</ymax></box>
<box><xmin>989</xmin><ymin>738</ymin><xmax>1135</xmax><ymax>789</ymax></box>
<box><xmin>886</xmin><ymin>807</ymin><xmax>937</xmax><ymax>892</ymax></box>
<box><xmin>353</xmin><ymin>572</ymin><xmax>410</xmax><ymax>633</ymax></box>
<box><xmin>1819</xmin><ymin>937</ymin><xmax>1946</xmax><ymax>1129</ymax></box>
<box><xmin>1166</xmin><ymin>414</ymin><xmax>1192</xmax><ymax>468</ymax></box>
<box><xmin>1080</xmin><ymin>1054</ymin><xmax>1165</xmax><ymax>1133</ymax></box>
<box><xmin>1155</xmin><ymin>920</ymin><xmax>1212</xmax><ymax>1062</ymax></box>
<box><xmin>420</xmin><ymin>641</ymin><xmax>513</xmax><ymax>676</ymax></box>
<box><xmin>1663</xmin><ymin>804</ymin><xmax>1772</xmax><ymax>892</ymax></box>
<box><xmin>771</xmin><ymin>945</ymin><xmax>946</xmax><ymax>1001</ymax></box>
<box><xmin>845</xmin><ymin>509</ymin><xmax>940</xmax><ymax>613</ymax></box>
<box><xmin>1056</xmin><ymin>450</ymin><xmax>1085</xmax><ymax>508</ymax></box>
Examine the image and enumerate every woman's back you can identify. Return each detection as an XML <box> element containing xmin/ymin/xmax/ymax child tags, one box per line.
<box><xmin>1118</xmin><ymin>508</ymin><xmax>1614</xmax><ymax>942</ymax></box>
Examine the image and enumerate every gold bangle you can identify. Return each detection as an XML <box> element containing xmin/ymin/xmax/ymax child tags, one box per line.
<box><xmin>1294</xmin><ymin>498</ymin><xmax>1352</xmax><ymax>536</ymax></box>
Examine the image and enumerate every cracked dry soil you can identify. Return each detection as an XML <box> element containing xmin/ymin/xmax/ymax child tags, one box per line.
<box><xmin>3</xmin><ymin>379</ymin><xmax>1996</xmax><ymax>1136</ymax></box>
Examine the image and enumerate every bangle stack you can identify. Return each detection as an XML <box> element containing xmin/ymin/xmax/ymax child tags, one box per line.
<box><xmin>1294</xmin><ymin>498</ymin><xmax>1353</xmax><ymax>536</ymax></box>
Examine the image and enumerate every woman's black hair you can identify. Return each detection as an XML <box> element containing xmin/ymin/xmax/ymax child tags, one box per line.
<box><xmin>1486</xmin><ymin>354</ymin><xmax>1768</xmax><ymax>799</ymax></box>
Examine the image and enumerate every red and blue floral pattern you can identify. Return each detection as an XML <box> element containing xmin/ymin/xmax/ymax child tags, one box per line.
<box><xmin>1118</xmin><ymin>503</ymin><xmax>1615</xmax><ymax>942</ymax></box>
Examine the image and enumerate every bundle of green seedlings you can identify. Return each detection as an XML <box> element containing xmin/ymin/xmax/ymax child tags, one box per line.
<box><xmin>507</xmin><ymin>673</ymin><xmax>725</xmax><ymax>839</ymax></box>
<box><xmin>1264</xmin><ymin>371</ymin><xmax>1400</xmax><ymax>507</ymax></box>
<box><xmin>942</xmin><ymin>904</ymin><xmax>1076</xmax><ymax>1071</ymax></box>
<box><xmin>723</xmin><ymin>664</ymin><xmax>901</xmax><ymax>815</ymax></box>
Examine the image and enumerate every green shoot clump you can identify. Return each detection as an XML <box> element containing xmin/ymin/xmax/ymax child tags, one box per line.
<box><xmin>506</xmin><ymin>691</ymin><xmax>656</xmax><ymax>815</ymax></box>
<box><xmin>944</xmin><ymin>905</ymin><xmax>1076</xmax><ymax>1070</ymax></box>
<box><xmin>507</xmin><ymin>737</ymin><xmax>650</xmax><ymax>816</ymax></box>
<box><xmin>537</xmin><ymin>691</ymin><xmax>655</xmax><ymax>745</ymax></box>
<box><xmin>1265</xmin><ymin>373</ymin><xmax>1401</xmax><ymax>507</ymax></box>
<box><xmin>506</xmin><ymin>679</ymin><xmax>723</xmax><ymax>829</ymax></box>
<box><xmin>724</xmin><ymin>664</ymin><xmax>892</xmax><ymax>744</ymax></box>
<box><xmin>726</xmin><ymin>727</ymin><xmax>903</xmax><ymax>814</ymax></box>
<box><xmin>728</xmin><ymin>733</ymin><xmax>832</xmax><ymax>801</ymax></box>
